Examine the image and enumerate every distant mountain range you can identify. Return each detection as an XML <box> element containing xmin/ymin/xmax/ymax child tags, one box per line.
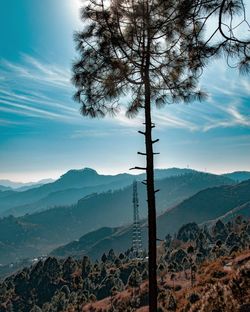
<box><xmin>222</xmin><ymin>171</ymin><xmax>250</xmax><ymax>182</ymax></box>
<box><xmin>1</xmin><ymin>168</ymin><xmax>249</xmax><ymax>218</ymax></box>
<box><xmin>0</xmin><ymin>171</ymin><xmax>234</xmax><ymax>264</ymax></box>
<box><xmin>157</xmin><ymin>178</ymin><xmax>250</xmax><ymax>236</ymax></box>
<box><xmin>0</xmin><ymin>168</ymin><xmax>248</xmax><ymax>190</ymax></box>
<box><xmin>0</xmin><ymin>178</ymin><xmax>54</xmax><ymax>190</ymax></box>
<box><xmin>0</xmin><ymin>185</ymin><xmax>12</xmax><ymax>192</ymax></box>
<box><xmin>51</xmin><ymin>179</ymin><xmax>250</xmax><ymax>260</ymax></box>
<box><xmin>0</xmin><ymin>167</ymin><xmax>198</xmax><ymax>217</ymax></box>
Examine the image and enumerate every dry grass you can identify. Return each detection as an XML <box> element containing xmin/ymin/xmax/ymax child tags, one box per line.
<box><xmin>80</xmin><ymin>250</ymin><xmax>250</xmax><ymax>312</ymax></box>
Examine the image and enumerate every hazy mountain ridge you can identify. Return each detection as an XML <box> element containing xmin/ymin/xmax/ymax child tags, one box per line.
<box><xmin>157</xmin><ymin>179</ymin><xmax>250</xmax><ymax>236</ymax></box>
<box><xmin>1</xmin><ymin>179</ymin><xmax>138</xmax><ymax>217</ymax></box>
<box><xmin>0</xmin><ymin>172</ymin><xmax>232</xmax><ymax>264</ymax></box>
<box><xmin>0</xmin><ymin>178</ymin><xmax>54</xmax><ymax>189</ymax></box>
<box><xmin>0</xmin><ymin>167</ymin><xmax>196</xmax><ymax>217</ymax></box>
<box><xmin>14</xmin><ymin>180</ymin><xmax>55</xmax><ymax>192</ymax></box>
<box><xmin>222</xmin><ymin>171</ymin><xmax>250</xmax><ymax>182</ymax></box>
<box><xmin>51</xmin><ymin>227</ymin><xmax>121</xmax><ymax>258</ymax></box>
<box><xmin>0</xmin><ymin>168</ymin><xmax>134</xmax><ymax>216</ymax></box>
<box><xmin>203</xmin><ymin>201</ymin><xmax>250</xmax><ymax>226</ymax></box>
<box><xmin>0</xmin><ymin>186</ymin><xmax>12</xmax><ymax>192</ymax></box>
<box><xmin>1</xmin><ymin>167</ymin><xmax>248</xmax><ymax>218</ymax></box>
<box><xmin>52</xmin><ymin>179</ymin><xmax>250</xmax><ymax>260</ymax></box>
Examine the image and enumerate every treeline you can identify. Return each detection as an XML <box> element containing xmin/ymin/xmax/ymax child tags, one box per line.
<box><xmin>0</xmin><ymin>216</ymin><xmax>249</xmax><ymax>311</ymax></box>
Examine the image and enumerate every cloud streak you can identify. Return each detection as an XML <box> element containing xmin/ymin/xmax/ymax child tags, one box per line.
<box><xmin>1</xmin><ymin>54</ymin><xmax>71</xmax><ymax>89</ymax></box>
<box><xmin>0</xmin><ymin>98</ymin><xmax>76</xmax><ymax>121</ymax></box>
<box><xmin>203</xmin><ymin>103</ymin><xmax>250</xmax><ymax>131</ymax></box>
<box><xmin>71</xmin><ymin>127</ymin><xmax>135</xmax><ymax>138</ymax></box>
<box><xmin>0</xmin><ymin>54</ymin><xmax>81</xmax><ymax>123</ymax></box>
<box><xmin>0</xmin><ymin>54</ymin><xmax>250</xmax><ymax>134</ymax></box>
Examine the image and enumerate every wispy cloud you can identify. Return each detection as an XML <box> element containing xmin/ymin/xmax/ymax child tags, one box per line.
<box><xmin>1</xmin><ymin>54</ymin><xmax>71</xmax><ymax>89</ymax></box>
<box><xmin>0</xmin><ymin>98</ymin><xmax>76</xmax><ymax>121</ymax></box>
<box><xmin>0</xmin><ymin>89</ymin><xmax>77</xmax><ymax>116</ymax></box>
<box><xmin>0</xmin><ymin>54</ymin><xmax>250</xmax><ymax>132</ymax></box>
<box><xmin>203</xmin><ymin>103</ymin><xmax>250</xmax><ymax>131</ymax></box>
<box><xmin>0</xmin><ymin>54</ymin><xmax>81</xmax><ymax>124</ymax></box>
<box><xmin>71</xmin><ymin>127</ymin><xmax>135</xmax><ymax>138</ymax></box>
<box><xmin>0</xmin><ymin>118</ymin><xmax>26</xmax><ymax>126</ymax></box>
<box><xmin>154</xmin><ymin>110</ymin><xmax>198</xmax><ymax>131</ymax></box>
<box><xmin>203</xmin><ymin>59</ymin><xmax>250</xmax><ymax>99</ymax></box>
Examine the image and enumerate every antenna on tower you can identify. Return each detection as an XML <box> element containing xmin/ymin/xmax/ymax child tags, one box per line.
<box><xmin>132</xmin><ymin>180</ymin><xmax>143</xmax><ymax>259</ymax></box>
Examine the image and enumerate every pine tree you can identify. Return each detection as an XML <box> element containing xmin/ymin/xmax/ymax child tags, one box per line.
<box><xmin>101</xmin><ymin>253</ymin><xmax>108</xmax><ymax>263</ymax></box>
<box><xmin>128</xmin><ymin>268</ymin><xmax>142</xmax><ymax>288</ymax></box>
<box><xmin>43</xmin><ymin>257</ymin><xmax>61</xmax><ymax>280</ymax></box>
<box><xmin>62</xmin><ymin>257</ymin><xmax>77</xmax><ymax>280</ymax></box>
<box><xmin>108</xmin><ymin>249</ymin><xmax>116</xmax><ymax>262</ymax></box>
<box><xmin>82</xmin><ymin>256</ymin><xmax>92</xmax><ymax>279</ymax></box>
<box><xmin>72</xmin><ymin>1</ymin><xmax>249</xmax><ymax>310</ymax></box>
<box><xmin>167</xmin><ymin>292</ymin><xmax>177</xmax><ymax>311</ymax></box>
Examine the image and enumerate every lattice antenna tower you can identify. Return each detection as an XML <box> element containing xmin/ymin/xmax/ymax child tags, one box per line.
<box><xmin>132</xmin><ymin>180</ymin><xmax>143</xmax><ymax>258</ymax></box>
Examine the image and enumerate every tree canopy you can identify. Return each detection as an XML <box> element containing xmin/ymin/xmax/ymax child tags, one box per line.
<box><xmin>72</xmin><ymin>0</ymin><xmax>249</xmax><ymax>118</ymax></box>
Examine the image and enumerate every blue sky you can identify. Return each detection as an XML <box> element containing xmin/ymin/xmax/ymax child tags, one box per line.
<box><xmin>0</xmin><ymin>0</ymin><xmax>250</xmax><ymax>182</ymax></box>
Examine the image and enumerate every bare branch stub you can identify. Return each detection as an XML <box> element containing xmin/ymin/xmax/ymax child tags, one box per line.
<box><xmin>138</xmin><ymin>130</ymin><xmax>146</xmax><ymax>135</ymax></box>
<box><xmin>129</xmin><ymin>166</ymin><xmax>147</xmax><ymax>171</ymax></box>
<box><xmin>152</xmin><ymin>139</ymin><xmax>159</xmax><ymax>144</ymax></box>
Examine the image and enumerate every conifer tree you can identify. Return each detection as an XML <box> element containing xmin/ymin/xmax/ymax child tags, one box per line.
<box><xmin>128</xmin><ymin>268</ymin><xmax>142</xmax><ymax>289</ymax></box>
<box><xmin>72</xmin><ymin>1</ymin><xmax>249</xmax><ymax>310</ymax></box>
<box><xmin>82</xmin><ymin>256</ymin><xmax>92</xmax><ymax>279</ymax></box>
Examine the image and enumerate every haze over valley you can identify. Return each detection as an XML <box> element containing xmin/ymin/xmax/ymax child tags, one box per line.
<box><xmin>0</xmin><ymin>166</ymin><xmax>250</xmax><ymax>270</ymax></box>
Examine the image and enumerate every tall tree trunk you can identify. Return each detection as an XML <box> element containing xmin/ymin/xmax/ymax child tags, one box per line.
<box><xmin>142</xmin><ymin>2</ymin><xmax>157</xmax><ymax>309</ymax></box>
<box><xmin>144</xmin><ymin>71</ymin><xmax>158</xmax><ymax>312</ymax></box>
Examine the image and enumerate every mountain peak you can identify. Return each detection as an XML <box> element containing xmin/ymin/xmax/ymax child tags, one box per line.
<box><xmin>61</xmin><ymin>167</ymin><xmax>98</xmax><ymax>178</ymax></box>
<box><xmin>81</xmin><ymin>167</ymin><xmax>98</xmax><ymax>175</ymax></box>
<box><xmin>57</xmin><ymin>167</ymin><xmax>100</xmax><ymax>188</ymax></box>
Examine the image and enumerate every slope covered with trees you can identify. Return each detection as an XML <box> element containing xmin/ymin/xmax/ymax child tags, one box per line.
<box><xmin>0</xmin><ymin>217</ymin><xmax>249</xmax><ymax>311</ymax></box>
<box><xmin>0</xmin><ymin>168</ymin><xmax>197</xmax><ymax>217</ymax></box>
<box><xmin>222</xmin><ymin>171</ymin><xmax>250</xmax><ymax>183</ymax></box>
<box><xmin>0</xmin><ymin>168</ymin><xmax>135</xmax><ymax>217</ymax></box>
<box><xmin>157</xmin><ymin>179</ymin><xmax>250</xmax><ymax>237</ymax></box>
<box><xmin>0</xmin><ymin>172</ymin><xmax>233</xmax><ymax>265</ymax></box>
<box><xmin>52</xmin><ymin>179</ymin><xmax>250</xmax><ymax>260</ymax></box>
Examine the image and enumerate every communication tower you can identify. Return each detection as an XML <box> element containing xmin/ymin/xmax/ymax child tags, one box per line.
<box><xmin>132</xmin><ymin>180</ymin><xmax>143</xmax><ymax>258</ymax></box>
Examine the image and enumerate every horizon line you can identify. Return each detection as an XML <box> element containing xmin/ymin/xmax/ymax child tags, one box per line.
<box><xmin>0</xmin><ymin>166</ymin><xmax>250</xmax><ymax>184</ymax></box>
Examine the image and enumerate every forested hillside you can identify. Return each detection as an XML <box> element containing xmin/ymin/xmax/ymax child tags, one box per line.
<box><xmin>0</xmin><ymin>167</ymin><xmax>197</xmax><ymax>217</ymax></box>
<box><xmin>52</xmin><ymin>179</ymin><xmax>250</xmax><ymax>260</ymax></box>
<box><xmin>0</xmin><ymin>172</ymin><xmax>233</xmax><ymax>264</ymax></box>
<box><xmin>0</xmin><ymin>217</ymin><xmax>249</xmax><ymax>311</ymax></box>
<box><xmin>222</xmin><ymin>171</ymin><xmax>250</xmax><ymax>182</ymax></box>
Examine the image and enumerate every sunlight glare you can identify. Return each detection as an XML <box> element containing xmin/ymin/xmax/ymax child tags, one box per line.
<box><xmin>68</xmin><ymin>0</ymin><xmax>83</xmax><ymax>25</ymax></box>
